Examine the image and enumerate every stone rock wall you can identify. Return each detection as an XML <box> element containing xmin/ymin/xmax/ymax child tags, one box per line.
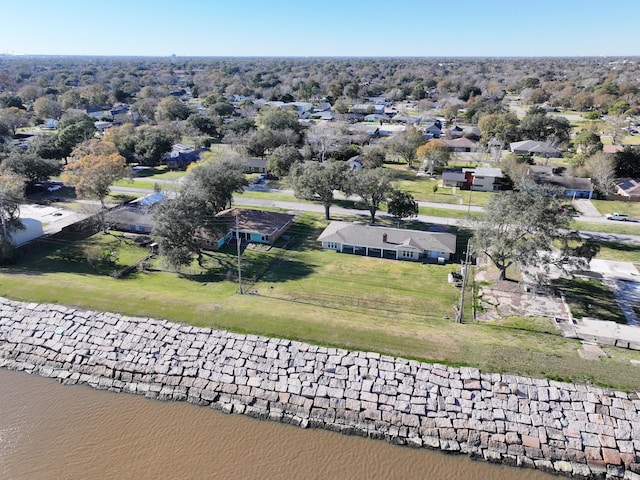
<box><xmin>0</xmin><ymin>297</ymin><xmax>639</xmax><ymax>479</ymax></box>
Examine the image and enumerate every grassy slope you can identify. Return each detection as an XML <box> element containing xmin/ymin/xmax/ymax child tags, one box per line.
<box><xmin>3</xmin><ymin>216</ymin><xmax>640</xmax><ymax>391</ymax></box>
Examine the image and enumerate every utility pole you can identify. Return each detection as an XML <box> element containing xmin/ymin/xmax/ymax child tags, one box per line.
<box><xmin>456</xmin><ymin>240</ymin><xmax>472</xmax><ymax>323</ymax></box>
<box><xmin>235</xmin><ymin>212</ymin><xmax>243</xmax><ymax>295</ymax></box>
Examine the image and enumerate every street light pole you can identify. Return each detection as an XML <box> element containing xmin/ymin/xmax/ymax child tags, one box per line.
<box><xmin>235</xmin><ymin>213</ymin><xmax>243</xmax><ymax>295</ymax></box>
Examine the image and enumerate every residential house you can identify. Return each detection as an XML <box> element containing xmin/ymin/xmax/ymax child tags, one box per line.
<box><xmin>441</xmin><ymin>170</ymin><xmax>468</xmax><ymax>188</ymax></box>
<box><xmin>364</xmin><ymin>113</ymin><xmax>390</xmax><ymax>123</ymax></box>
<box><xmin>528</xmin><ymin>166</ymin><xmax>593</xmax><ymax>199</ymax></box>
<box><xmin>470</xmin><ymin>167</ymin><xmax>504</xmax><ymax>192</ymax></box>
<box><xmin>317</xmin><ymin>221</ymin><xmax>457</xmax><ymax>262</ymax></box>
<box><xmin>510</xmin><ymin>140</ymin><xmax>562</xmax><ymax>158</ymax></box>
<box><xmin>421</xmin><ymin>122</ymin><xmax>442</xmax><ymax>138</ymax></box>
<box><xmin>164</xmin><ymin>144</ymin><xmax>204</xmax><ymax>169</ymax></box>
<box><xmin>441</xmin><ymin>137</ymin><xmax>477</xmax><ymax>152</ymax></box>
<box><xmin>10</xmin><ymin>218</ymin><xmax>44</xmax><ymax>246</ymax></box>
<box><xmin>105</xmin><ymin>192</ymin><xmax>166</xmax><ymax>234</ymax></box>
<box><xmin>309</xmin><ymin>111</ymin><xmax>335</xmax><ymax>121</ymax></box>
<box><xmin>351</xmin><ymin>104</ymin><xmax>385</xmax><ymax>115</ymax></box>
<box><xmin>244</xmin><ymin>157</ymin><xmax>268</xmax><ymax>174</ymax></box>
<box><xmin>204</xmin><ymin>208</ymin><xmax>295</xmax><ymax>249</ymax></box>
<box><xmin>613</xmin><ymin>178</ymin><xmax>640</xmax><ymax>201</ymax></box>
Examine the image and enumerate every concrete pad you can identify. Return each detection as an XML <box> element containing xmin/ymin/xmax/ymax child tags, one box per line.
<box><xmin>589</xmin><ymin>259</ymin><xmax>640</xmax><ymax>282</ymax></box>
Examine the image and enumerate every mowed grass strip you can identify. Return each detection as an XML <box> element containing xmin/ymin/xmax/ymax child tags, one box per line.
<box><xmin>2</xmin><ymin>214</ymin><xmax>640</xmax><ymax>391</ymax></box>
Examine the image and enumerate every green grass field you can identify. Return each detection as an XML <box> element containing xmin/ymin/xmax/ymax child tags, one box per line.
<box><xmin>3</xmin><ymin>213</ymin><xmax>640</xmax><ymax>391</ymax></box>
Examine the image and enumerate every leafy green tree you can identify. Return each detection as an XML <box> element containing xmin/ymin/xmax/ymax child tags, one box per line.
<box><xmin>153</xmin><ymin>156</ymin><xmax>247</xmax><ymax>269</ymax></box>
<box><xmin>613</xmin><ymin>146</ymin><xmax>640</xmax><ymax>178</ymax></box>
<box><xmin>268</xmin><ymin>145</ymin><xmax>302</xmax><ymax>178</ymax></box>
<box><xmin>290</xmin><ymin>161</ymin><xmax>347</xmax><ymax>220</ymax></box>
<box><xmin>255</xmin><ymin>107</ymin><xmax>302</xmax><ymax>136</ymax></box>
<box><xmin>0</xmin><ymin>172</ymin><xmax>25</xmax><ymax>250</ymax></box>
<box><xmin>520</xmin><ymin>107</ymin><xmax>570</xmax><ymax>145</ymax></box>
<box><xmin>1</xmin><ymin>151</ymin><xmax>61</xmax><ymax>185</ymax></box>
<box><xmin>477</xmin><ymin>112</ymin><xmax>520</xmax><ymax>144</ymax></box>
<box><xmin>471</xmin><ymin>186</ymin><xmax>596</xmax><ymax>281</ymax></box>
<box><xmin>349</xmin><ymin>168</ymin><xmax>395</xmax><ymax>224</ymax></box>
<box><xmin>572</xmin><ymin>130</ymin><xmax>603</xmax><ymax>157</ymax></box>
<box><xmin>188</xmin><ymin>114</ymin><xmax>219</xmax><ymax>137</ymax></box>
<box><xmin>387</xmin><ymin>189</ymin><xmax>418</xmax><ymax>226</ymax></box>
<box><xmin>56</xmin><ymin>116</ymin><xmax>97</xmax><ymax>159</ymax></box>
<box><xmin>155</xmin><ymin>96</ymin><xmax>191</xmax><ymax>121</ymax></box>
<box><xmin>0</xmin><ymin>93</ymin><xmax>24</xmax><ymax>109</ymax></box>
<box><xmin>388</xmin><ymin>125</ymin><xmax>424</xmax><ymax>169</ymax></box>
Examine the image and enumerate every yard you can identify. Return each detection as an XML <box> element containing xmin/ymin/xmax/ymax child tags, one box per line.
<box><xmin>2</xmin><ymin>212</ymin><xmax>640</xmax><ymax>391</ymax></box>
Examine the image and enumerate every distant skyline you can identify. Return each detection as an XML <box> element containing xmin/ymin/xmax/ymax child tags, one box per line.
<box><xmin>1</xmin><ymin>0</ymin><xmax>639</xmax><ymax>58</ymax></box>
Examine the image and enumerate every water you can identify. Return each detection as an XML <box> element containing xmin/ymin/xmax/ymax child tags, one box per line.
<box><xmin>0</xmin><ymin>368</ymin><xmax>555</xmax><ymax>480</ymax></box>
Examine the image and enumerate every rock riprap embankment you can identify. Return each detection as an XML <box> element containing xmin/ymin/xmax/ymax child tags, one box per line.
<box><xmin>0</xmin><ymin>297</ymin><xmax>639</xmax><ymax>479</ymax></box>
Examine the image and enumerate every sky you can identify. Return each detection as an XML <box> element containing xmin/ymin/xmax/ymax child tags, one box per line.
<box><xmin>1</xmin><ymin>0</ymin><xmax>638</xmax><ymax>57</ymax></box>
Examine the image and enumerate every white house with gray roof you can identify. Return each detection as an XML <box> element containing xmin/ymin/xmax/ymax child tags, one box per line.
<box><xmin>317</xmin><ymin>221</ymin><xmax>457</xmax><ymax>262</ymax></box>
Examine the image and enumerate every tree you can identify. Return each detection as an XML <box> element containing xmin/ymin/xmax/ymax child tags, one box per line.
<box><xmin>187</xmin><ymin>114</ymin><xmax>219</xmax><ymax>137</ymax></box>
<box><xmin>290</xmin><ymin>161</ymin><xmax>347</xmax><ymax>220</ymax></box>
<box><xmin>183</xmin><ymin>154</ymin><xmax>248</xmax><ymax>213</ymax></box>
<box><xmin>614</xmin><ymin>147</ymin><xmax>640</xmax><ymax>178</ymax></box>
<box><xmin>255</xmin><ymin>107</ymin><xmax>302</xmax><ymax>136</ymax></box>
<box><xmin>471</xmin><ymin>186</ymin><xmax>596</xmax><ymax>282</ymax></box>
<box><xmin>388</xmin><ymin>125</ymin><xmax>424</xmax><ymax>169</ymax></box>
<box><xmin>1</xmin><ymin>151</ymin><xmax>61</xmax><ymax>185</ymax></box>
<box><xmin>0</xmin><ymin>171</ymin><xmax>25</xmax><ymax>244</ymax></box>
<box><xmin>56</xmin><ymin>116</ymin><xmax>97</xmax><ymax>159</ymax></box>
<box><xmin>155</xmin><ymin>96</ymin><xmax>191</xmax><ymax>121</ymax></box>
<box><xmin>153</xmin><ymin>156</ymin><xmax>247</xmax><ymax>269</ymax></box>
<box><xmin>349</xmin><ymin>168</ymin><xmax>394</xmax><ymax>224</ymax></box>
<box><xmin>573</xmin><ymin>130</ymin><xmax>603</xmax><ymax>157</ymax></box>
<box><xmin>62</xmin><ymin>139</ymin><xmax>127</xmax><ymax>208</ymax></box>
<box><xmin>268</xmin><ymin>145</ymin><xmax>302</xmax><ymax>178</ymax></box>
<box><xmin>0</xmin><ymin>107</ymin><xmax>30</xmax><ymax>136</ymax></box>
<box><xmin>33</xmin><ymin>97</ymin><xmax>62</xmax><ymax>120</ymax></box>
<box><xmin>306</xmin><ymin>122</ymin><xmax>343</xmax><ymax>162</ymax></box>
<box><xmin>477</xmin><ymin>112</ymin><xmax>520</xmax><ymax>144</ymax></box>
<box><xmin>387</xmin><ymin>189</ymin><xmax>418</xmax><ymax>227</ymax></box>
<box><xmin>417</xmin><ymin>140</ymin><xmax>451</xmax><ymax>176</ymax></box>
<box><xmin>584</xmin><ymin>152</ymin><xmax>616</xmax><ymax>196</ymax></box>
<box><xmin>520</xmin><ymin>107</ymin><xmax>570</xmax><ymax>145</ymax></box>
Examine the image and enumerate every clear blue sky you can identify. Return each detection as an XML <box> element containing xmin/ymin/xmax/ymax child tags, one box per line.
<box><xmin>1</xmin><ymin>0</ymin><xmax>638</xmax><ymax>57</ymax></box>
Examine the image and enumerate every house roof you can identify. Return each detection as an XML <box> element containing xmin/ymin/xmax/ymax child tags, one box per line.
<box><xmin>131</xmin><ymin>192</ymin><xmax>166</xmax><ymax>207</ymax></box>
<box><xmin>534</xmin><ymin>175</ymin><xmax>593</xmax><ymax>192</ymax></box>
<box><xmin>473</xmin><ymin>167</ymin><xmax>503</xmax><ymax>178</ymax></box>
<box><xmin>442</xmin><ymin>171</ymin><xmax>467</xmax><ymax>182</ymax></box>
<box><xmin>317</xmin><ymin>221</ymin><xmax>457</xmax><ymax>254</ymax></box>
<box><xmin>245</xmin><ymin>157</ymin><xmax>268</xmax><ymax>168</ymax></box>
<box><xmin>216</xmin><ymin>208</ymin><xmax>295</xmax><ymax>236</ymax></box>
<box><xmin>442</xmin><ymin>137</ymin><xmax>477</xmax><ymax>149</ymax></box>
<box><xmin>510</xmin><ymin>140</ymin><xmax>562</xmax><ymax>157</ymax></box>
<box><xmin>615</xmin><ymin>178</ymin><xmax>640</xmax><ymax>196</ymax></box>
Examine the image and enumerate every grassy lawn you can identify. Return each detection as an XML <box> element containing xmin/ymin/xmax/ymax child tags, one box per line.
<box><xmin>388</xmin><ymin>166</ymin><xmax>493</xmax><ymax>206</ymax></box>
<box><xmin>593</xmin><ymin>240</ymin><xmax>640</xmax><ymax>265</ymax></box>
<box><xmin>572</xmin><ymin>220</ymin><xmax>640</xmax><ymax>235</ymax></box>
<box><xmin>554</xmin><ymin>278</ymin><xmax>627</xmax><ymax>324</ymax></box>
<box><xmin>2</xmin><ymin>212</ymin><xmax>640</xmax><ymax>390</ymax></box>
<box><xmin>591</xmin><ymin>199</ymin><xmax>640</xmax><ymax>219</ymax></box>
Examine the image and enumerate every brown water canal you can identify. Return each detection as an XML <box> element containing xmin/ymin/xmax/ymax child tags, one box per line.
<box><xmin>0</xmin><ymin>368</ymin><xmax>557</xmax><ymax>480</ymax></box>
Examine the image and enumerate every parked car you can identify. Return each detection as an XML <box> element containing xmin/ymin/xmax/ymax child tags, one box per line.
<box><xmin>605</xmin><ymin>213</ymin><xmax>630</xmax><ymax>221</ymax></box>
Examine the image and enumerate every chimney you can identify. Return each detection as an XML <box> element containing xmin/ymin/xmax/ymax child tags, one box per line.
<box><xmin>382</xmin><ymin>233</ymin><xmax>387</xmax><ymax>243</ymax></box>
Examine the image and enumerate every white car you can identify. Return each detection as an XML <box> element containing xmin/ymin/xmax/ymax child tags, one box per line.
<box><xmin>605</xmin><ymin>213</ymin><xmax>630</xmax><ymax>221</ymax></box>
